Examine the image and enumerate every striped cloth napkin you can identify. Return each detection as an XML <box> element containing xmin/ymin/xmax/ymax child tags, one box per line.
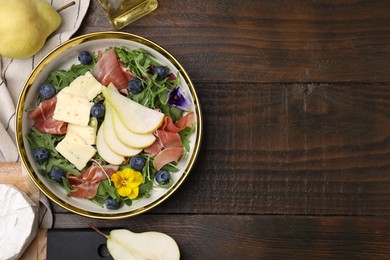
<box><xmin>0</xmin><ymin>0</ymin><xmax>90</xmax><ymax>162</ymax></box>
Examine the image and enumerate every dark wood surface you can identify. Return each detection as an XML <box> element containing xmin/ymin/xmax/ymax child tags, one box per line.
<box><xmin>12</xmin><ymin>0</ymin><xmax>390</xmax><ymax>259</ymax></box>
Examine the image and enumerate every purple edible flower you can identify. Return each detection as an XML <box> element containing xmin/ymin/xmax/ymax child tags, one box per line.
<box><xmin>167</xmin><ymin>86</ymin><xmax>191</xmax><ymax>111</ymax></box>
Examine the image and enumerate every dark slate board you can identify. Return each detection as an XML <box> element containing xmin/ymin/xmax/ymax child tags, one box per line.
<box><xmin>47</xmin><ymin>229</ymin><xmax>114</xmax><ymax>260</ymax></box>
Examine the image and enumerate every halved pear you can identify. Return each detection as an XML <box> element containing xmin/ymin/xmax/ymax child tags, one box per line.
<box><xmin>96</xmin><ymin>125</ymin><xmax>124</xmax><ymax>165</ymax></box>
<box><xmin>103</xmin><ymin>105</ymin><xmax>142</xmax><ymax>157</ymax></box>
<box><xmin>108</xmin><ymin>230</ymin><xmax>180</xmax><ymax>260</ymax></box>
<box><xmin>102</xmin><ymin>85</ymin><xmax>164</xmax><ymax>134</ymax></box>
<box><xmin>91</xmin><ymin>226</ymin><xmax>180</xmax><ymax>260</ymax></box>
<box><xmin>110</xmin><ymin>103</ymin><xmax>156</xmax><ymax>149</ymax></box>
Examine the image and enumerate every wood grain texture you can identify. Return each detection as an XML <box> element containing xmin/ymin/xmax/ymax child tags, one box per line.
<box><xmin>0</xmin><ymin>162</ymin><xmax>22</xmax><ymax>174</ymax></box>
<box><xmin>50</xmin><ymin>83</ymin><xmax>390</xmax><ymax>215</ymax></box>
<box><xmin>77</xmin><ymin>0</ymin><xmax>390</xmax><ymax>83</ymax></box>
<box><xmin>163</xmin><ymin>83</ymin><xmax>390</xmax><ymax>215</ymax></box>
<box><xmin>52</xmin><ymin>215</ymin><xmax>390</xmax><ymax>259</ymax></box>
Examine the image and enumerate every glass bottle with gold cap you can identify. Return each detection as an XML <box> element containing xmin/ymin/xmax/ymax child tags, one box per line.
<box><xmin>97</xmin><ymin>0</ymin><xmax>158</xmax><ymax>29</ymax></box>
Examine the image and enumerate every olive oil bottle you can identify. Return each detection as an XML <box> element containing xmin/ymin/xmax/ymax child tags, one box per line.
<box><xmin>97</xmin><ymin>0</ymin><xmax>158</xmax><ymax>29</ymax></box>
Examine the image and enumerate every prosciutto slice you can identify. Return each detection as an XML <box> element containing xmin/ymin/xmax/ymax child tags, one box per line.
<box><xmin>175</xmin><ymin>112</ymin><xmax>195</xmax><ymax>131</ymax></box>
<box><xmin>145</xmin><ymin>112</ymin><xmax>195</xmax><ymax>169</ymax></box>
<box><xmin>144</xmin><ymin>139</ymin><xmax>163</xmax><ymax>157</ymax></box>
<box><xmin>155</xmin><ymin>130</ymin><xmax>182</xmax><ymax>148</ymax></box>
<box><xmin>93</xmin><ymin>48</ymin><xmax>135</xmax><ymax>90</ymax></box>
<box><xmin>160</xmin><ymin>112</ymin><xmax>195</xmax><ymax>133</ymax></box>
<box><xmin>67</xmin><ymin>163</ymin><xmax>119</xmax><ymax>199</ymax></box>
<box><xmin>153</xmin><ymin>147</ymin><xmax>185</xmax><ymax>170</ymax></box>
<box><xmin>29</xmin><ymin>96</ymin><xmax>67</xmax><ymax>134</ymax></box>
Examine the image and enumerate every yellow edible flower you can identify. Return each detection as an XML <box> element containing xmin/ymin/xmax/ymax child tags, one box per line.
<box><xmin>111</xmin><ymin>168</ymin><xmax>143</xmax><ymax>199</ymax></box>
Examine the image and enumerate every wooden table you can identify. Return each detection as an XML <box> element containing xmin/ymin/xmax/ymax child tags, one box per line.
<box><xmin>5</xmin><ymin>0</ymin><xmax>390</xmax><ymax>259</ymax></box>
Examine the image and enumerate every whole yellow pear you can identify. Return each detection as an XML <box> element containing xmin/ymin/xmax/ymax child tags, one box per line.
<box><xmin>0</xmin><ymin>0</ymin><xmax>61</xmax><ymax>59</ymax></box>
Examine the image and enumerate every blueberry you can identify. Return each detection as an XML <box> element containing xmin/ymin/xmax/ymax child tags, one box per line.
<box><xmin>153</xmin><ymin>65</ymin><xmax>169</xmax><ymax>81</ymax></box>
<box><xmin>49</xmin><ymin>167</ymin><xmax>65</xmax><ymax>183</ymax></box>
<box><xmin>127</xmin><ymin>78</ymin><xmax>143</xmax><ymax>94</ymax></box>
<box><xmin>39</xmin><ymin>83</ymin><xmax>56</xmax><ymax>100</ymax></box>
<box><xmin>34</xmin><ymin>147</ymin><xmax>50</xmax><ymax>163</ymax></box>
<box><xmin>155</xmin><ymin>170</ymin><xmax>171</xmax><ymax>185</ymax></box>
<box><xmin>105</xmin><ymin>197</ymin><xmax>119</xmax><ymax>210</ymax></box>
<box><xmin>90</xmin><ymin>103</ymin><xmax>105</xmax><ymax>119</ymax></box>
<box><xmin>130</xmin><ymin>155</ymin><xmax>145</xmax><ymax>171</ymax></box>
<box><xmin>78</xmin><ymin>51</ymin><xmax>93</xmax><ymax>65</ymax></box>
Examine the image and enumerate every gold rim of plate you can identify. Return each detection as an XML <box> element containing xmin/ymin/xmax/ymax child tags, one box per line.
<box><xmin>15</xmin><ymin>31</ymin><xmax>203</xmax><ymax>219</ymax></box>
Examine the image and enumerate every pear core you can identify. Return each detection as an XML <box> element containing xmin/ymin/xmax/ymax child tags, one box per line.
<box><xmin>0</xmin><ymin>0</ymin><xmax>61</xmax><ymax>59</ymax></box>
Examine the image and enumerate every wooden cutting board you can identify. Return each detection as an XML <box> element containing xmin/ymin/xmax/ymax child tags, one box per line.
<box><xmin>0</xmin><ymin>162</ymin><xmax>47</xmax><ymax>260</ymax></box>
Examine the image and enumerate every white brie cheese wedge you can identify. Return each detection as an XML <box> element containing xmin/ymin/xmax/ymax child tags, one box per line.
<box><xmin>67</xmin><ymin>117</ymin><xmax>98</xmax><ymax>145</ymax></box>
<box><xmin>53</xmin><ymin>91</ymin><xmax>93</xmax><ymax>126</ymax></box>
<box><xmin>55</xmin><ymin>131</ymin><xmax>97</xmax><ymax>170</ymax></box>
<box><xmin>53</xmin><ymin>72</ymin><xmax>103</xmax><ymax>126</ymax></box>
<box><xmin>61</xmin><ymin>71</ymin><xmax>103</xmax><ymax>101</ymax></box>
<box><xmin>0</xmin><ymin>184</ymin><xmax>38</xmax><ymax>260</ymax></box>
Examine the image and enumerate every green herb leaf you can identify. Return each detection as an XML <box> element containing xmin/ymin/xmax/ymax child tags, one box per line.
<box><xmin>138</xmin><ymin>182</ymin><xmax>153</xmax><ymax>198</ymax></box>
<box><xmin>180</xmin><ymin>126</ymin><xmax>195</xmax><ymax>152</ymax></box>
<box><xmin>101</xmin><ymin>179</ymin><xmax>119</xmax><ymax>200</ymax></box>
<box><xmin>123</xmin><ymin>197</ymin><xmax>133</xmax><ymax>206</ymax></box>
<box><xmin>161</xmin><ymin>163</ymin><xmax>180</xmax><ymax>173</ymax></box>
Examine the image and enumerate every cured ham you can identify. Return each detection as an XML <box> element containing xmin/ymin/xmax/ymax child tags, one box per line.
<box><xmin>156</xmin><ymin>130</ymin><xmax>182</xmax><ymax>148</ymax></box>
<box><xmin>67</xmin><ymin>163</ymin><xmax>118</xmax><ymax>199</ymax></box>
<box><xmin>144</xmin><ymin>129</ymin><xmax>182</xmax><ymax>156</ymax></box>
<box><xmin>29</xmin><ymin>96</ymin><xmax>67</xmax><ymax>134</ymax></box>
<box><xmin>145</xmin><ymin>112</ymin><xmax>195</xmax><ymax>168</ymax></box>
<box><xmin>144</xmin><ymin>139</ymin><xmax>163</xmax><ymax>157</ymax></box>
<box><xmin>160</xmin><ymin>112</ymin><xmax>195</xmax><ymax>133</ymax></box>
<box><xmin>93</xmin><ymin>48</ymin><xmax>135</xmax><ymax>90</ymax></box>
<box><xmin>153</xmin><ymin>147</ymin><xmax>185</xmax><ymax>170</ymax></box>
<box><xmin>119</xmin><ymin>62</ymin><xmax>135</xmax><ymax>81</ymax></box>
<box><xmin>175</xmin><ymin>112</ymin><xmax>195</xmax><ymax>131</ymax></box>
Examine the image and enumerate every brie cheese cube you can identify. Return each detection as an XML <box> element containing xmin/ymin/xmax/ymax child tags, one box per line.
<box><xmin>61</xmin><ymin>71</ymin><xmax>103</xmax><ymax>101</ymax></box>
<box><xmin>67</xmin><ymin>118</ymin><xmax>98</xmax><ymax>145</ymax></box>
<box><xmin>53</xmin><ymin>91</ymin><xmax>93</xmax><ymax>126</ymax></box>
<box><xmin>0</xmin><ymin>184</ymin><xmax>38</xmax><ymax>260</ymax></box>
<box><xmin>55</xmin><ymin>131</ymin><xmax>96</xmax><ymax>170</ymax></box>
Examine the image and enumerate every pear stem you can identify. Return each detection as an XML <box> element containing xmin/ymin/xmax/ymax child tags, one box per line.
<box><xmin>91</xmin><ymin>159</ymin><xmax>112</xmax><ymax>186</ymax></box>
<box><xmin>90</xmin><ymin>223</ymin><xmax>109</xmax><ymax>238</ymax></box>
<box><xmin>57</xmin><ymin>1</ymin><xmax>76</xmax><ymax>13</ymax></box>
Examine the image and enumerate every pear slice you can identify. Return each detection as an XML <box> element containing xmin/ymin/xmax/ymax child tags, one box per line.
<box><xmin>110</xmin><ymin>103</ymin><xmax>156</xmax><ymax>149</ymax></box>
<box><xmin>102</xmin><ymin>85</ymin><xmax>164</xmax><ymax>134</ymax></box>
<box><xmin>96</xmin><ymin>125</ymin><xmax>124</xmax><ymax>165</ymax></box>
<box><xmin>103</xmin><ymin>104</ymin><xmax>142</xmax><ymax>156</ymax></box>
<box><xmin>91</xmin><ymin>226</ymin><xmax>180</xmax><ymax>260</ymax></box>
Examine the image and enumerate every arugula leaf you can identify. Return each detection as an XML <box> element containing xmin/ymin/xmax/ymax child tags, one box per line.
<box><xmin>161</xmin><ymin>163</ymin><xmax>180</xmax><ymax>173</ymax></box>
<box><xmin>96</xmin><ymin>181</ymin><xmax>107</xmax><ymax>197</ymax></box>
<box><xmin>61</xmin><ymin>176</ymin><xmax>72</xmax><ymax>192</ymax></box>
<box><xmin>101</xmin><ymin>179</ymin><xmax>120</xmax><ymax>200</ymax></box>
<box><xmin>180</xmin><ymin>126</ymin><xmax>195</xmax><ymax>152</ymax></box>
<box><xmin>123</xmin><ymin>197</ymin><xmax>133</xmax><ymax>206</ymax></box>
<box><xmin>91</xmin><ymin>196</ymin><xmax>105</xmax><ymax>207</ymax></box>
<box><xmin>138</xmin><ymin>182</ymin><xmax>153</xmax><ymax>198</ymax></box>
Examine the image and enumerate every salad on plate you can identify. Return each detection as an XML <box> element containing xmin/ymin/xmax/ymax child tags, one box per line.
<box><xmin>26</xmin><ymin>46</ymin><xmax>195</xmax><ymax>210</ymax></box>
